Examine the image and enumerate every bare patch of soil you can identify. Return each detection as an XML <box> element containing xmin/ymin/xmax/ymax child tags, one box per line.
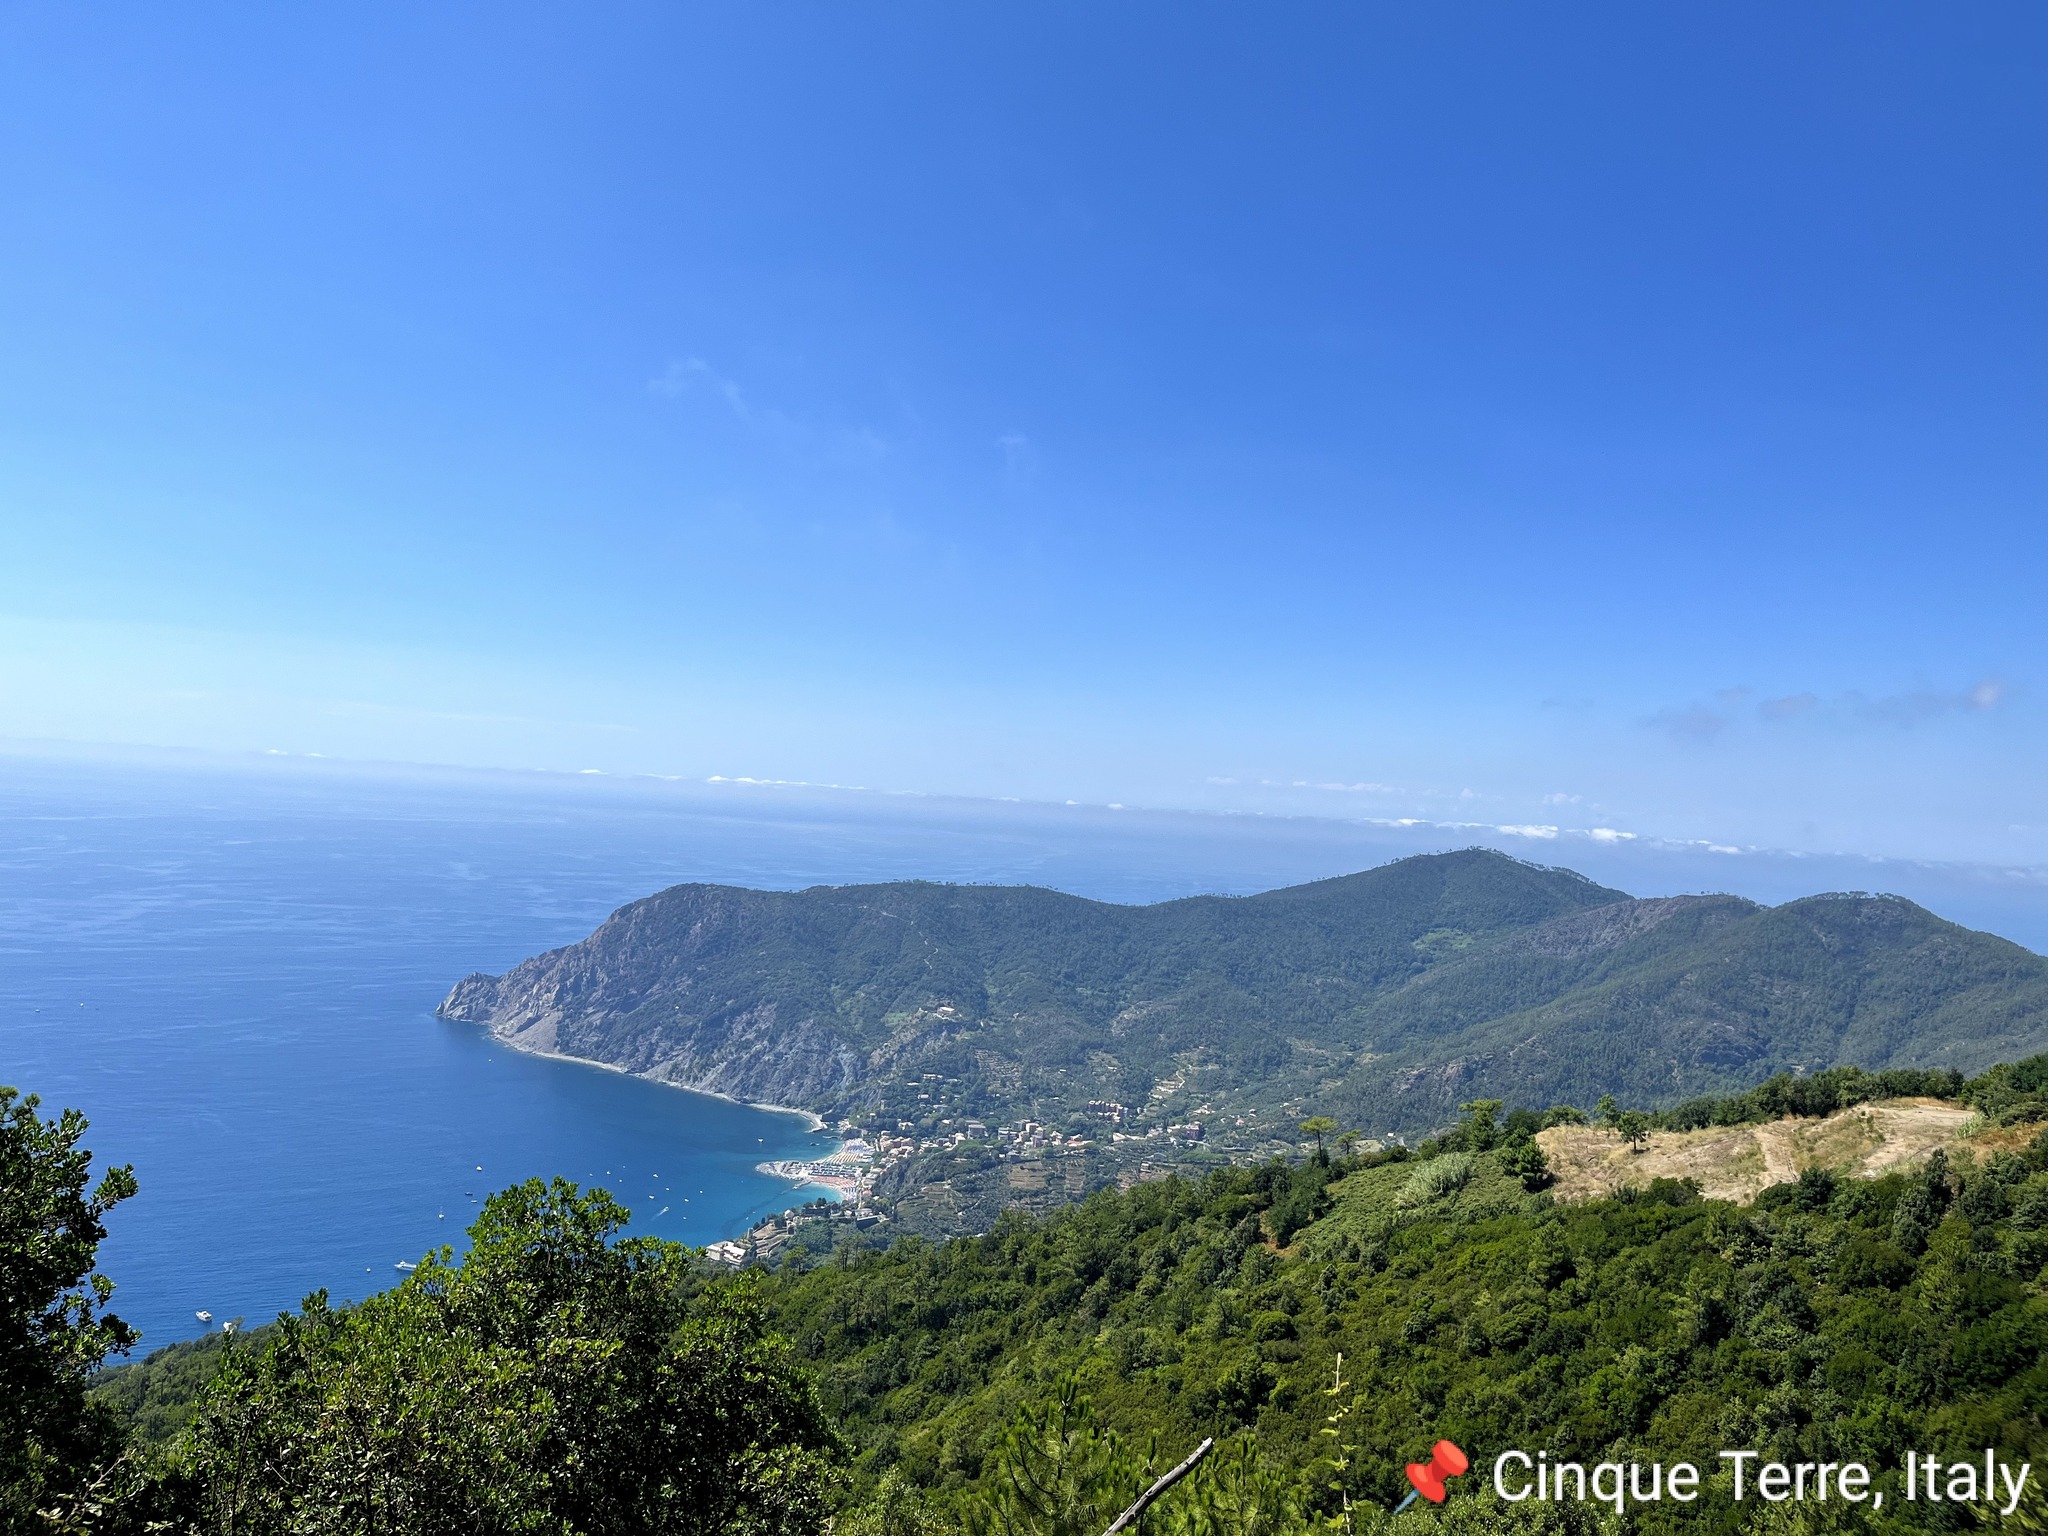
<box><xmin>1537</xmin><ymin>1097</ymin><xmax>1978</xmax><ymax>1205</ymax></box>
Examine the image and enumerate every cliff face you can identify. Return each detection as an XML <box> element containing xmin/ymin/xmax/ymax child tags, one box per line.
<box><xmin>435</xmin><ymin>890</ymin><xmax>869</xmax><ymax>1107</ymax></box>
<box><xmin>548</xmin><ymin>994</ymin><xmax>863</xmax><ymax>1107</ymax></box>
<box><xmin>434</xmin><ymin>849</ymin><xmax>2048</xmax><ymax>1133</ymax></box>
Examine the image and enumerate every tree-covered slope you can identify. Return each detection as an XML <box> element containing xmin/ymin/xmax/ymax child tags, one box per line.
<box><xmin>438</xmin><ymin>851</ymin><xmax>2048</xmax><ymax>1164</ymax></box>
<box><xmin>90</xmin><ymin>1111</ymin><xmax>2048</xmax><ymax>1536</ymax></box>
<box><xmin>438</xmin><ymin>850</ymin><xmax>1626</xmax><ymax>1124</ymax></box>
<box><xmin>745</xmin><ymin>1112</ymin><xmax>2048</xmax><ymax>1536</ymax></box>
<box><xmin>85</xmin><ymin>1061</ymin><xmax>2048</xmax><ymax>1535</ymax></box>
<box><xmin>1334</xmin><ymin>891</ymin><xmax>2048</xmax><ymax>1130</ymax></box>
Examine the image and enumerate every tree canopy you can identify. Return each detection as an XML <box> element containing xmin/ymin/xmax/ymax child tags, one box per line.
<box><xmin>59</xmin><ymin>1054</ymin><xmax>2048</xmax><ymax>1535</ymax></box>
<box><xmin>0</xmin><ymin>1086</ymin><xmax>137</xmax><ymax>1533</ymax></box>
<box><xmin>155</xmin><ymin>1179</ymin><xmax>836</xmax><ymax>1536</ymax></box>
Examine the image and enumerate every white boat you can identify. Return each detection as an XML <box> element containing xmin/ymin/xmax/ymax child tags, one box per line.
<box><xmin>394</xmin><ymin>1260</ymin><xmax>416</xmax><ymax>1272</ymax></box>
<box><xmin>195</xmin><ymin>1310</ymin><xmax>212</xmax><ymax>1323</ymax></box>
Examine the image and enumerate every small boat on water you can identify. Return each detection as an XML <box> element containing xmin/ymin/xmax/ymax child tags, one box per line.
<box><xmin>195</xmin><ymin>1310</ymin><xmax>212</xmax><ymax>1323</ymax></box>
<box><xmin>394</xmin><ymin>1261</ymin><xmax>416</xmax><ymax>1272</ymax></box>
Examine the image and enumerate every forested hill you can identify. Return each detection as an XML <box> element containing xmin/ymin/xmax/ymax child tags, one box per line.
<box><xmin>438</xmin><ymin>850</ymin><xmax>2048</xmax><ymax>1154</ymax></box>
<box><xmin>87</xmin><ymin>1069</ymin><xmax>2048</xmax><ymax>1535</ymax></box>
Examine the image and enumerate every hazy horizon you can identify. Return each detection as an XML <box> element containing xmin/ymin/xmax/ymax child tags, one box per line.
<box><xmin>3</xmin><ymin>4</ymin><xmax>2041</xmax><ymax>868</ymax></box>
<box><xmin>8</xmin><ymin>744</ymin><xmax>2046</xmax><ymax>956</ymax></box>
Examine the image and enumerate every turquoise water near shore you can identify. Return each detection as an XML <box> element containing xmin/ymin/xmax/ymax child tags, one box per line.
<box><xmin>5</xmin><ymin>752</ymin><xmax>2045</xmax><ymax>1351</ymax></box>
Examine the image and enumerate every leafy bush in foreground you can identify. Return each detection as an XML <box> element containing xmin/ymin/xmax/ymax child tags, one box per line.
<box><xmin>152</xmin><ymin>1180</ymin><xmax>835</xmax><ymax>1536</ymax></box>
<box><xmin>0</xmin><ymin>1088</ymin><xmax>137</xmax><ymax>1533</ymax></box>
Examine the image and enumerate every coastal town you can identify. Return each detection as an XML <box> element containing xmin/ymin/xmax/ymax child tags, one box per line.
<box><xmin>707</xmin><ymin>1111</ymin><xmax>1215</xmax><ymax>1268</ymax></box>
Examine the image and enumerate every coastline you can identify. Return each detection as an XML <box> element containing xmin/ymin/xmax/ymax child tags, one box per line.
<box><xmin>756</xmin><ymin>1160</ymin><xmax>854</xmax><ymax>1203</ymax></box>
<box><xmin>463</xmin><ymin>1023</ymin><xmax>829</xmax><ymax>1132</ymax></box>
<box><xmin>455</xmin><ymin>1022</ymin><xmax>847</xmax><ymax>1216</ymax></box>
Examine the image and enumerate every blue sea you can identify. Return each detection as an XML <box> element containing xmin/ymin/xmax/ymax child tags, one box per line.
<box><xmin>4</xmin><ymin>751</ymin><xmax>2045</xmax><ymax>1351</ymax></box>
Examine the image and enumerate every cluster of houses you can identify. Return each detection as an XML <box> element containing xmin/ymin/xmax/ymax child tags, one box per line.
<box><xmin>703</xmin><ymin>1199</ymin><xmax>888</xmax><ymax>1269</ymax></box>
<box><xmin>700</xmin><ymin>1106</ymin><xmax>1212</xmax><ymax>1269</ymax></box>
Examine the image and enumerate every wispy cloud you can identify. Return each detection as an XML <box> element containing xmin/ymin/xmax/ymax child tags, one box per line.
<box><xmin>648</xmin><ymin>357</ymin><xmax>749</xmax><ymax>418</ymax></box>
<box><xmin>992</xmin><ymin>430</ymin><xmax>1041</xmax><ymax>492</ymax></box>
<box><xmin>1648</xmin><ymin>704</ymin><xmax>1732</xmax><ymax>743</ymax></box>
<box><xmin>1650</xmin><ymin>676</ymin><xmax>2010</xmax><ymax>743</ymax></box>
<box><xmin>1855</xmin><ymin>678</ymin><xmax>2008</xmax><ymax>724</ymax></box>
<box><xmin>1273</xmin><ymin>778</ymin><xmax>1405</xmax><ymax>795</ymax></box>
<box><xmin>648</xmin><ymin>356</ymin><xmax>892</xmax><ymax>464</ymax></box>
<box><xmin>1759</xmin><ymin>692</ymin><xmax>1819</xmax><ymax>720</ymax></box>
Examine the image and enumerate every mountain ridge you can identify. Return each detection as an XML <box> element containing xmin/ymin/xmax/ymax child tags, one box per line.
<box><xmin>438</xmin><ymin>852</ymin><xmax>2048</xmax><ymax>1198</ymax></box>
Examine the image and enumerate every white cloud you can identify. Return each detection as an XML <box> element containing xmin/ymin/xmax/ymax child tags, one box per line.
<box><xmin>1284</xmin><ymin>779</ymin><xmax>1403</xmax><ymax>794</ymax></box>
<box><xmin>648</xmin><ymin>357</ymin><xmax>749</xmax><ymax>419</ymax></box>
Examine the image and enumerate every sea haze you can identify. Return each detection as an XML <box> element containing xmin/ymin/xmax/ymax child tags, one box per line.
<box><xmin>3</xmin><ymin>750</ymin><xmax>2045</xmax><ymax>1350</ymax></box>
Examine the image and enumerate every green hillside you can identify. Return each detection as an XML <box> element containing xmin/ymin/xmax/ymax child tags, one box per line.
<box><xmin>82</xmin><ymin>1059</ymin><xmax>2048</xmax><ymax>1535</ymax></box>
<box><xmin>745</xmin><ymin>1131</ymin><xmax>2048</xmax><ymax>1536</ymax></box>
<box><xmin>440</xmin><ymin>851</ymin><xmax>2048</xmax><ymax>1198</ymax></box>
<box><xmin>438</xmin><ymin>850</ymin><xmax>1633</xmax><ymax>1136</ymax></box>
<box><xmin>1327</xmin><ymin>890</ymin><xmax>2048</xmax><ymax>1131</ymax></box>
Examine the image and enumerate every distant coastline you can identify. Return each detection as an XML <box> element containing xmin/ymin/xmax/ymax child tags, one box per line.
<box><xmin>453</xmin><ymin>1021</ymin><xmax>845</xmax><ymax>1234</ymax></box>
<box><xmin>456</xmin><ymin>1022</ymin><xmax>829</xmax><ymax>1132</ymax></box>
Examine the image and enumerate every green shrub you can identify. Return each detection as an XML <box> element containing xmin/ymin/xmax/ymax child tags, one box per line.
<box><xmin>1396</xmin><ymin>1154</ymin><xmax>1473</xmax><ymax>1207</ymax></box>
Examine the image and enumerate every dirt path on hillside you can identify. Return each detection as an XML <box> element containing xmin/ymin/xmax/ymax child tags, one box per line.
<box><xmin>1537</xmin><ymin>1098</ymin><xmax>1978</xmax><ymax>1205</ymax></box>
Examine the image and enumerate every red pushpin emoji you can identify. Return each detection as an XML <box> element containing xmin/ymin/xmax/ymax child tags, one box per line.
<box><xmin>1395</xmin><ymin>1440</ymin><xmax>1469</xmax><ymax>1511</ymax></box>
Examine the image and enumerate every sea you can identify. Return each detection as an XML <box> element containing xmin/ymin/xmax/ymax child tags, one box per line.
<box><xmin>4</xmin><ymin>750</ymin><xmax>2045</xmax><ymax>1351</ymax></box>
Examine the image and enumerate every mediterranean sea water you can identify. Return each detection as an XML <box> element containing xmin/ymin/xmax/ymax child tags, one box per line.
<box><xmin>3</xmin><ymin>751</ymin><xmax>2044</xmax><ymax>1350</ymax></box>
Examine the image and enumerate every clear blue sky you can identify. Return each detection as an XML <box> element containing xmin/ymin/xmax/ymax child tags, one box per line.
<box><xmin>2</xmin><ymin>3</ymin><xmax>2042</xmax><ymax>866</ymax></box>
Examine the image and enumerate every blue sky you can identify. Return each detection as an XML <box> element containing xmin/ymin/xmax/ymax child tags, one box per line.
<box><xmin>1</xmin><ymin>3</ymin><xmax>2042</xmax><ymax>865</ymax></box>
